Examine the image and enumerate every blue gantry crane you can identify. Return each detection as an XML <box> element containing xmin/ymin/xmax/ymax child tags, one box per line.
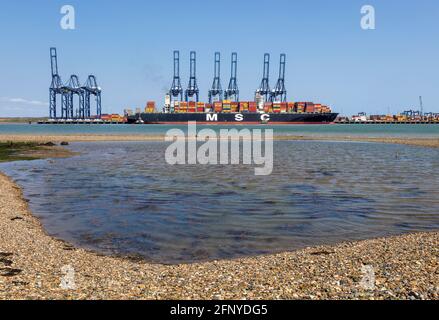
<box><xmin>49</xmin><ymin>48</ymin><xmax>102</xmax><ymax>119</ymax></box>
<box><xmin>82</xmin><ymin>75</ymin><xmax>102</xmax><ymax>119</ymax></box>
<box><xmin>224</xmin><ymin>52</ymin><xmax>239</xmax><ymax>102</ymax></box>
<box><xmin>169</xmin><ymin>50</ymin><xmax>183</xmax><ymax>103</ymax></box>
<box><xmin>67</xmin><ymin>75</ymin><xmax>85</xmax><ymax>118</ymax></box>
<box><xmin>185</xmin><ymin>51</ymin><xmax>199</xmax><ymax>102</ymax></box>
<box><xmin>208</xmin><ymin>52</ymin><xmax>223</xmax><ymax>103</ymax></box>
<box><xmin>255</xmin><ymin>53</ymin><xmax>271</xmax><ymax>102</ymax></box>
<box><xmin>271</xmin><ymin>54</ymin><xmax>287</xmax><ymax>102</ymax></box>
<box><xmin>49</xmin><ymin>47</ymin><xmax>71</xmax><ymax>119</ymax></box>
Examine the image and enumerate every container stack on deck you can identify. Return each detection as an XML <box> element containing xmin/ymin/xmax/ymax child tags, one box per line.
<box><xmin>150</xmin><ymin>100</ymin><xmax>334</xmax><ymax>114</ymax></box>
<box><xmin>145</xmin><ymin>101</ymin><xmax>156</xmax><ymax>113</ymax></box>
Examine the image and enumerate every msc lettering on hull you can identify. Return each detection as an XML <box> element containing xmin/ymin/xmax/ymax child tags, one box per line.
<box><xmin>206</xmin><ymin>113</ymin><xmax>271</xmax><ymax>122</ymax></box>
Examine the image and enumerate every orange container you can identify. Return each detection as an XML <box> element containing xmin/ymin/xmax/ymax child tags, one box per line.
<box><xmin>239</xmin><ymin>102</ymin><xmax>249</xmax><ymax>112</ymax></box>
<box><xmin>264</xmin><ymin>103</ymin><xmax>273</xmax><ymax>113</ymax></box>
<box><xmin>249</xmin><ymin>102</ymin><xmax>257</xmax><ymax>112</ymax></box>
<box><xmin>287</xmin><ymin>102</ymin><xmax>295</xmax><ymax>112</ymax></box>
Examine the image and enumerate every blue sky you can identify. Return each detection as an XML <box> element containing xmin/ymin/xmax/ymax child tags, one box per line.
<box><xmin>0</xmin><ymin>0</ymin><xmax>438</xmax><ymax>117</ymax></box>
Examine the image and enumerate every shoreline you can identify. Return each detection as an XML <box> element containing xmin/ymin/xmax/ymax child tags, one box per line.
<box><xmin>0</xmin><ymin>134</ymin><xmax>438</xmax><ymax>149</ymax></box>
<box><xmin>0</xmin><ymin>171</ymin><xmax>438</xmax><ymax>299</ymax></box>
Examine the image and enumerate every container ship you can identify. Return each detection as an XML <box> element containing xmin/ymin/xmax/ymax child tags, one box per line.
<box><xmin>127</xmin><ymin>100</ymin><xmax>338</xmax><ymax>125</ymax></box>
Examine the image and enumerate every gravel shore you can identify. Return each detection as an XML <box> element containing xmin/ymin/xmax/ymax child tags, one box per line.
<box><xmin>0</xmin><ymin>172</ymin><xmax>437</xmax><ymax>300</ymax></box>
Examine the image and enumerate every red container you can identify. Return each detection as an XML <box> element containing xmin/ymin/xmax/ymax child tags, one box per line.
<box><xmin>287</xmin><ymin>102</ymin><xmax>295</xmax><ymax>112</ymax></box>
<box><xmin>197</xmin><ymin>107</ymin><xmax>205</xmax><ymax>112</ymax></box>
<box><xmin>239</xmin><ymin>102</ymin><xmax>249</xmax><ymax>111</ymax></box>
<box><xmin>264</xmin><ymin>102</ymin><xmax>273</xmax><ymax>113</ymax></box>
<box><xmin>248</xmin><ymin>102</ymin><xmax>257</xmax><ymax>112</ymax></box>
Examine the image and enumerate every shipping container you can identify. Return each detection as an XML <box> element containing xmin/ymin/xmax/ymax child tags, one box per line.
<box><xmin>287</xmin><ymin>102</ymin><xmax>295</xmax><ymax>112</ymax></box>
<box><xmin>264</xmin><ymin>102</ymin><xmax>273</xmax><ymax>113</ymax></box>
<box><xmin>249</xmin><ymin>102</ymin><xmax>257</xmax><ymax>112</ymax></box>
<box><xmin>214</xmin><ymin>102</ymin><xmax>223</xmax><ymax>113</ymax></box>
<box><xmin>239</xmin><ymin>102</ymin><xmax>249</xmax><ymax>112</ymax></box>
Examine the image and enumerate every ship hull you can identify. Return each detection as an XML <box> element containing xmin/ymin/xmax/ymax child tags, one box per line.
<box><xmin>128</xmin><ymin>112</ymin><xmax>338</xmax><ymax>124</ymax></box>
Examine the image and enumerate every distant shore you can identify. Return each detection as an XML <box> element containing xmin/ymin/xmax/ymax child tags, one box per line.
<box><xmin>0</xmin><ymin>133</ymin><xmax>438</xmax><ymax>148</ymax></box>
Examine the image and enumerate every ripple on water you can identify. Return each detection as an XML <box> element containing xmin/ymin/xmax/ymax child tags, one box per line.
<box><xmin>0</xmin><ymin>140</ymin><xmax>438</xmax><ymax>264</ymax></box>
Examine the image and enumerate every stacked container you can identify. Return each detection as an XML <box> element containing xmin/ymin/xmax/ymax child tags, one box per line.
<box><xmin>205</xmin><ymin>103</ymin><xmax>213</xmax><ymax>113</ymax></box>
<box><xmin>222</xmin><ymin>100</ymin><xmax>231</xmax><ymax>113</ymax></box>
<box><xmin>321</xmin><ymin>105</ymin><xmax>331</xmax><ymax>113</ymax></box>
<box><xmin>280</xmin><ymin>102</ymin><xmax>288</xmax><ymax>113</ymax></box>
<box><xmin>239</xmin><ymin>102</ymin><xmax>249</xmax><ymax>112</ymax></box>
<box><xmin>214</xmin><ymin>102</ymin><xmax>223</xmax><ymax>113</ymax></box>
<box><xmin>101</xmin><ymin>114</ymin><xmax>112</xmax><ymax>122</ymax></box>
<box><xmin>272</xmin><ymin>102</ymin><xmax>281</xmax><ymax>113</ymax></box>
<box><xmin>264</xmin><ymin>102</ymin><xmax>273</xmax><ymax>113</ymax></box>
<box><xmin>305</xmin><ymin>102</ymin><xmax>315</xmax><ymax>113</ymax></box>
<box><xmin>313</xmin><ymin>104</ymin><xmax>322</xmax><ymax>113</ymax></box>
<box><xmin>287</xmin><ymin>102</ymin><xmax>295</xmax><ymax>113</ymax></box>
<box><xmin>180</xmin><ymin>102</ymin><xmax>188</xmax><ymax>113</ymax></box>
<box><xmin>111</xmin><ymin>114</ymin><xmax>123</xmax><ymax>122</ymax></box>
<box><xmin>196</xmin><ymin>102</ymin><xmax>205</xmax><ymax>113</ymax></box>
<box><xmin>249</xmin><ymin>102</ymin><xmax>257</xmax><ymax>113</ymax></box>
<box><xmin>188</xmin><ymin>101</ymin><xmax>196</xmax><ymax>113</ymax></box>
<box><xmin>145</xmin><ymin>101</ymin><xmax>156</xmax><ymax>113</ymax></box>
<box><xmin>296</xmin><ymin>102</ymin><xmax>305</xmax><ymax>113</ymax></box>
<box><xmin>231</xmin><ymin>102</ymin><xmax>239</xmax><ymax>113</ymax></box>
<box><xmin>171</xmin><ymin>101</ymin><xmax>180</xmax><ymax>113</ymax></box>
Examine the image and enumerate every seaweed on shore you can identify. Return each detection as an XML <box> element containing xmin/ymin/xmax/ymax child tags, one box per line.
<box><xmin>0</xmin><ymin>142</ymin><xmax>46</xmax><ymax>162</ymax></box>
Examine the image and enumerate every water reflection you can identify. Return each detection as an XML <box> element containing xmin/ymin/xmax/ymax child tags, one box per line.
<box><xmin>1</xmin><ymin>140</ymin><xmax>438</xmax><ymax>264</ymax></box>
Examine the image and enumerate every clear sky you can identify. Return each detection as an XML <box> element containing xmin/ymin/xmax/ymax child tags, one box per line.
<box><xmin>0</xmin><ymin>0</ymin><xmax>438</xmax><ymax>117</ymax></box>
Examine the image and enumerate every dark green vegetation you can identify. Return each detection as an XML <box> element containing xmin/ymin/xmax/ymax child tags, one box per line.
<box><xmin>0</xmin><ymin>142</ymin><xmax>49</xmax><ymax>162</ymax></box>
<box><xmin>0</xmin><ymin>118</ymin><xmax>48</xmax><ymax>124</ymax></box>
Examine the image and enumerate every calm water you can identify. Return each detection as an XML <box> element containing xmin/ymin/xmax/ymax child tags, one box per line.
<box><xmin>1</xmin><ymin>123</ymin><xmax>439</xmax><ymax>137</ymax></box>
<box><xmin>1</xmin><ymin>140</ymin><xmax>438</xmax><ymax>264</ymax></box>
